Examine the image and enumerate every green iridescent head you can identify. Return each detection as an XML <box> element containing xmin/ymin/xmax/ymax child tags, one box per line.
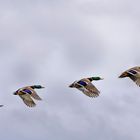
<box><xmin>31</xmin><ymin>85</ymin><xmax>45</xmax><ymax>89</ymax></box>
<box><xmin>88</xmin><ymin>77</ymin><xmax>104</xmax><ymax>81</ymax></box>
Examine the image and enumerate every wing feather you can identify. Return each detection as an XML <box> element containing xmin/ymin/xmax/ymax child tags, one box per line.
<box><xmin>21</xmin><ymin>88</ymin><xmax>42</xmax><ymax>100</ymax></box>
<box><xmin>77</xmin><ymin>80</ymin><xmax>100</xmax><ymax>97</ymax></box>
<box><xmin>84</xmin><ymin>82</ymin><xmax>100</xmax><ymax>97</ymax></box>
<box><xmin>30</xmin><ymin>92</ymin><xmax>42</xmax><ymax>100</ymax></box>
<box><xmin>19</xmin><ymin>94</ymin><xmax>36</xmax><ymax>107</ymax></box>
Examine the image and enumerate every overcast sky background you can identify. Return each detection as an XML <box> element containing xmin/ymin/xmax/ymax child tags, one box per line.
<box><xmin>0</xmin><ymin>0</ymin><xmax>140</xmax><ymax>140</ymax></box>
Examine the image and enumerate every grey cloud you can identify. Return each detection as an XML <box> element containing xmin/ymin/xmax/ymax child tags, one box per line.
<box><xmin>0</xmin><ymin>0</ymin><xmax>140</xmax><ymax>140</ymax></box>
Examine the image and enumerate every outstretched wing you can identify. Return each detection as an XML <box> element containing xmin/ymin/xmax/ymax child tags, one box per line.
<box><xmin>22</xmin><ymin>88</ymin><xmax>42</xmax><ymax>100</ymax></box>
<box><xmin>119</xmin><ymin>67</ymin><xmax>140</xmax><ymax>86</ymax></box>
<box><xmin>129</xmin><ymin>76</ymin><xmax>140</xmax><ymax>86</ymax></box>
<box><xmin>84</xmin><ymin>82</ymin><xmax>100</xmax><ymax>97</ymax></box>
<box><xmin>127</xmin><ymin>67</ymin><xmax>140</xmax><ymax>86</ymax></box>
<box><xmin>76</xmin><ymin>79</ymin><xmax>100</xmax><ymax>98</ymax></box>
<box><xmin>19</xmin><ymin>93</ymin><xmax>36</xmax><ymax>107</ymax></box>
<box><xmin>30</xmin><ymin>92</ymin><xmax>42</xmax><ymax>100</ymax></box>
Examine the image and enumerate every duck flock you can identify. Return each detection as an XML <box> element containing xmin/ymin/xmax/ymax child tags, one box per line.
<box><xmin>1</xmin><ymin>66</ymin><xmax>139</xmax><ymax>107</ymax></box>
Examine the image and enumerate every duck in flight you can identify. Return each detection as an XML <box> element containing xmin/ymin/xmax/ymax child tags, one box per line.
<box><xmin>69</xmin><ymin>77</ymin><xmax>103</xmax><ymax>98</ymax></box>
<box><xmin>119</xmin><ymin>66</ymin><xmax>140</xmax><ymax>86</ymax></box>
<box><xmin>13</xmin><ymin>85</ymin><xmax>45</xmax><ymax>107</ymax></box>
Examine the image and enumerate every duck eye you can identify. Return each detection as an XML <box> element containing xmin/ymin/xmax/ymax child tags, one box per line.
<box><xmin>129</xmin><ymin>70</ymin><xmax>137</xmax><ymax>74</ymax></box>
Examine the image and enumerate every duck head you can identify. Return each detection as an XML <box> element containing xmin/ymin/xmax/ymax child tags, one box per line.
<box><xmin>31</xmin><ymin>85</ymin><xmax>45</xmax><ymax>89</ymax></box>
<box><xmin>88</xmin><ymin>77</ymin><xmax>104</xmax><ymax>81</ymax></box>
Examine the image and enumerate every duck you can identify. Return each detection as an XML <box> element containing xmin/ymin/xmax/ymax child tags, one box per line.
<box><xmin>13</xmin><ymin>85</ymin><xmax>45</xmax><ymax>107</ymax></box>
<box><xmin>69</xmin><ymin>77</ymin><xmax>103</xmax><ymax>98</ymax></box>
<box><xmin>119</xmin><ymin>66</ymin><xmax>140</xmax><ymax>86</ymax></box>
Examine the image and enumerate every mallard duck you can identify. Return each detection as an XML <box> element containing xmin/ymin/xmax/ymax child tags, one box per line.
<box><xmin>119</xmin><ymin>66</ymin><xmax>140</xmax><ymax>86</ymax></box>
<box><xmin>13</xmin><ymin>85</ymin><xmax>45</xmax><ymax>107</ymax></box>
<box><xmin>69</xmin><ymin>77</ymin><xmax>103</xmax><ymax>98</ymax></box>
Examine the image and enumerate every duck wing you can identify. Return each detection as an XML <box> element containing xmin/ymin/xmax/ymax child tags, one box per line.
<box><xmin>30</xmin><ymin>91</ymin><xmax>42</xmax><ymax>100</ymax></box>
<box><xmin>129</xmin><ymin>76</ymin><xmax>140</xmax><ymax>86</ymax></box>
<box><xmin>22</xmin><ymin>88</ymin><xmax>42</xmax><ymax>100</ymax></box>
<box><xmin>84</xmin><ymin>82</ymin><xmax>100</xmax><ymax>98</ymax></box>
<box><xmin>19</xmin><ymin>93</ymin><xmax>36</xmax><ymax>107</ymax></box>
<box><xmin>127</xmin><ymin>67</ymin><xmax>140</xmax><ymax>86</ymax></box>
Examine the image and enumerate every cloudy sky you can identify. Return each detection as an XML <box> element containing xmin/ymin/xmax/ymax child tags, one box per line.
<box><xmin>0</xmin><ymin>0</ymin><xmax>140</xmax><ymax>140</ymax></box>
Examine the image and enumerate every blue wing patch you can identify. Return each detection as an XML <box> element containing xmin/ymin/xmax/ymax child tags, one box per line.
<box><xmin>128</xmin><ymin>70</ymin><xmax>137</xmax><ymax>75</ymax></box>
<box><xmin>77</xmin><ymin>81</ymin><xmax>87</xmax><ymax>86</ymax></box>
<box><xmin>23</xmin><ymin>89</ymin><xmax>32</xmax><ymax>94</ymax></box>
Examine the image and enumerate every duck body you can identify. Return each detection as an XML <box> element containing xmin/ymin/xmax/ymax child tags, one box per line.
<box><xmin>14</xmin><ymin>85</ymin><xmax>44</xmax><ymax>107</ymax></box>
<box><xmin>119</xmin><ymin>66</ymin><xmax>140</xmax><ymax>86</ymax></box>
<box><xmin>69</xmin><ymin>77</ymin><xmax>103</xmax><ymax>98</ymax></box>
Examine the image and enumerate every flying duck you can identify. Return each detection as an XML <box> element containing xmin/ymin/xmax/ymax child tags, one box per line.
<box><xmin>119</xmin><ymin>66</ymin><xmax>140</xmax><ymax>86</ymax></box>
<box><xmin>69</xmin><ymin>77</ymin><xmax>103</xmax><ymax>98</ymax></box>
<box><xmin>13</xmin><ymin>85</ymin><xmax>45</xmax><ymax>107</ymax></box>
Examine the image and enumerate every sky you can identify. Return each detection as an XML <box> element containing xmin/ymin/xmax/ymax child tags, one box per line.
<box><xmin>0</xmin><ymin>0</ymin><xmax>140</xmax><ymax>140</ymax></box>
